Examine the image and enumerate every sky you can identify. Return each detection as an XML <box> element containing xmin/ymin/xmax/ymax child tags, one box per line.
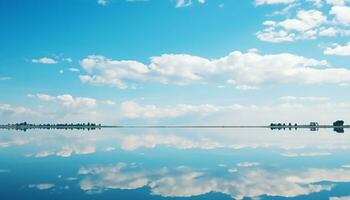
<box><xmin>1</xmin><ymin>0</ymin><xmax>350</xmax><ymax>125</ymax></box>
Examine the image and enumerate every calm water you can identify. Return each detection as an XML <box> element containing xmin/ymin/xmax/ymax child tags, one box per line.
<box><xmin>1</xmin><ymin>128</ymin><xmax>350</xmax><ymax>200</ymax></box>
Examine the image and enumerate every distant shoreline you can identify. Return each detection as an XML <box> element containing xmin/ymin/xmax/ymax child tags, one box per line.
<box><xmin>0</xmin><ymin>124</ymin><xmax>350</xmax><ymax>130</ymax></box>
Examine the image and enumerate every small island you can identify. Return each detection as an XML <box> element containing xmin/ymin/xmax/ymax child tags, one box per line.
<box><xmin>270</xmin><ymin>120</ymin><xmax>348</xmax><ymax>133</ymax></box>
<box><xmin>0</xmin><ymin>122</ymin><xmax>102</xmax><ymax>131</ymax></box>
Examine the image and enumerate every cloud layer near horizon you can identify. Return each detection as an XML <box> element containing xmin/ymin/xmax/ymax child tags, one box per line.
<box><xmin>79</xmin><ymin>51</ymin><xmax>350</xmax><ymax>90</ymax></box>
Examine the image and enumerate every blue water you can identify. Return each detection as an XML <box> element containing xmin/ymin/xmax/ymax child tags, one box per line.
<box><xmin>1</xmin><ymin>128</ymin><xmax>350</xmax><ymax>200</ymax></box>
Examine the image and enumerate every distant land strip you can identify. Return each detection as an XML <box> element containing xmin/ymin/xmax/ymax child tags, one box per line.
<box><xmin>0</xmin><ymin>123</ymin><xmax>350</xmax><ymax>131</ymax></box>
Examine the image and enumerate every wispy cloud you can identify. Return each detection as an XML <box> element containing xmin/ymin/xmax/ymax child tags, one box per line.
<box><xmin>32</xmin><ymin>57</ymin><xmax>58</xmax><ymax>64</ymax></box>
<box><xmin>28</xmin><ymin>183</ymin><xmax>55</xmax><ymax>190</ymax></box>
<box><xmin>280</xmin><ymin>152</ymin><xmax>332</xmax><ymax>157</ymax></box>
<box><xmin>280</xmin><ymin>96</ymin><xmax>330</xmax><ymax>102</ymax></box>
<box><xmin>0</xmin><ymin>77</ymin><xmax>11</xmax><ymax>81</ymax></box>
<box><xmin>255</xmin><ymin>0</ymin><xmax>296</xmax><ymax>6</ymax></box>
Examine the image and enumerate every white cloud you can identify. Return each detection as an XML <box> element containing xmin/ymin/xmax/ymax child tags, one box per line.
<box><xmin>0</xmin><ymin>103</ymin><xmax>35</xmax><ymax>117</ymax></box>
<box><xmin>279</xmin><ymin>10</ymin><xmax>327</xmax><ymax>31</ymax></box>
<box><xmin>330</xmin><ymin>196</ymin><xmax>350</xmax><ymax>200</ymax></box>
<box><xmin>257</xmin><ymin>10</ymin><xmax>327</xmax><ymax>42</ymax></box>
<box><xmin>28</xmin><ymin>183</ymin><xmax>55</xmax><ymax>190</ymax></box>
<box><xmin>37</xmin><ymin>94</ymin><xmax>56</xmax><ymax>101</ymax></box>
<box><xmin>103</xmin><ymin>100</ymin><xmax>116</xmax><ymax>105</ymax></box>
<box><xmin>80</xmin><ymin>55</ymin><xmax>150</xmax><ymax>89</ymax></box>
<box><xmin>32</xmin><ymin>93</ymin><xmax>98</xmax><ymax>120</ymax></box>
<box><xmin>319</xmin><ymin>27</ymin><xmax>338</xmax><ymax>36</ymax></box>
<box><xmin>32</xmin><ymin>57</ymin><xmax>57</xmax><ymax>64</ymax></box>
<box><xmin>35</xmin><ymin>145</ymin><xmax>95</xmax><ymax>158</ymax></box>
<box><xmin>174</xmin><ymin>0</ymin><xmax>206</xmax><ymax>8</ymax></box>
<box><xmin>79</xmin><ymin>51</ymin><xmax>350</xmax><ymax>89</ymax></box>
<box><xmin>324</xmin><ymin>42</ymin><xmax>350</xmax><ymax>56</ymax></box>
<box><xmin>330</xmin><ymin>6</ymin><xmax>350</xmax><ymax>25</ymax></box>
<box><xmin>235</xmin><ymin>85</ymin><xmax>258</xmax><ymax>90</ymax></box>
<box><xmin>326</xmin><ymin>0</ymin><xmax>348</xmax><ymax>6</ymax></box>
<box><xmin>97</xmin><ymin>0</ymin><xmax>108</xmax><ymax>6</ymax></box>
<box><xmin>57</xmin><ymin>145</ymin><xmax>95</xmax><ymax>157</ymax></box>
<box><xmin>237</xmin><ymin>162</ymin><xmax>260</xmax><ymax>167</ymax></box>
<box><xmin>319</xmin><ymin>27</ymin><xmax>350</xmax><ymax>36</ymax></box>
<box><xmin>126</xmin><ymin>0</ymin><xmax>149</xmax><ymax>2</ymax></box>
<box><xmin>257</xmin><ymin>2</ymin><xmax>350</xmax><ymax>41</ymax></box>
<box><xmin>281</xmin><ymin>152</ymin><xmax>332</xmax><ymax>157</ymax></box>
<box><xmin>57</xmin><ymin>94</ymin><xmax>96</xmax><ymax>109</ymax></box>
<box><xmin>255</xmin><ymin>0</ymin><xmax>296</xmax><ymax>6</ymax></box>
<box><xmin>68</xmin><ymin>68</ymin><xmax>80</xmax><ymax>72</ymax></box>
<box><xmin>120</xmin><ymin>133</ymin><xmax>224</xmax><ymax>151</ymax></box>
<box><xmin>63</xmin><ymin>57</ymin><xmax>72</xmax><ymax>63</ymax></box>
<box><xmin>256</xmin><ymin>28</ymin><xmax>296</xmax><ymax>42</ymax></box>
<box><xmin>35</xmin><ymin>151</ymin><xmax>53</xmax><ymax>158</ymax></box>
<box><xmin>35</xmin><ymin>94</ymin><xmax>96</xmax><ymax>110</ymax></box>
<box><xmin>269</xmin><ymin>3</ymin><xmax>300</xmax><ymax>16</ymax></box>
<box><xmin>228</xmin><ymin>168</ymin><xmax>238</xmax><ymax>173</ymax></box>
<box><xmin>307</xmin><ymin>0</ymin><xmax>323</xmax><ymax>8</ymax></box>
<box><xmin>176</xmin><ymin>0</ymin><xmax>192</xmax><ymax>7</ymax></box>
<box><xmin>280</xmin><ymin>96</ymin><xmax>330</xmax><ymax>101</ymax></box>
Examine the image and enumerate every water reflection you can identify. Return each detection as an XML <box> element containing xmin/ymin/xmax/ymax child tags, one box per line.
<box><xmin>78</xmin><ymin>162</ymin><xmax>350</xmax><ymax>199</ymax></box>
<box><xmin>1</xmin><ymin>128</ymin><xmax>350</xmax><ymax>199</ymax></box>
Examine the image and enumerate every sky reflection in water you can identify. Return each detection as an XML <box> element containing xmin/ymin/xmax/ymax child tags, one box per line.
<box><xmin>1</xmin><ymin>128</ymin><xmax>350</xmax><ymax>200</ymax></box>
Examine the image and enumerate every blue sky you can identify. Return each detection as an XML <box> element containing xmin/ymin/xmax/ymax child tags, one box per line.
<box><xmin>1</xmin><ymin>0</ymin><xmax>350</xmax><ymax>124</ymax></box>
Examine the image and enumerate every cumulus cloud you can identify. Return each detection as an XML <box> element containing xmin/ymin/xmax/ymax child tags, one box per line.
<box><xmin>56</xmin><ymin>94</ymin><xmax>96</xmax><ymax>109</ymax></box>
<box><xmin>35</xmin><ymin>94</ymin><xmax>96</xmax><ymax>110</ymax></box>
<box><xmin>32</xmin><ymin>57</ymin><xmax>57</xmax><ymax>64</ymax></box>
<box><xmin>257</xmin><ymin>10</ymin><xmax>327</xmax><ymax>42</ymax></box>
<box><xmin>78</xmin><ymin>163</ymin><xmax>350</xmax><ymax>199</ymax></box>
<box><xmin>324</xmin><ymin>42</ymin><xmax>350</xmax><ymax>56</ymax></box>
<box><xmin>29</xmin><ymin>93</ymin><xmax>98</xmax><ymax>120</ymax></box>
<box><xmin>257</xmin><ymin>2</ymin><xmax>350</xmax><ymax>41</ymax></box>
<box><xmin>330</xmin><ymin>6</ymin><xmax>350</xmax><ymax>25</ymax></box>
<box><xmin>79</xmin><ymin>51</ymin><xmax>350</xmax><ymax>89</ymax></box>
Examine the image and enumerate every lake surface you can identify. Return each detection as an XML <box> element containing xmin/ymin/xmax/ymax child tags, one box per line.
<box><xmin>1</xmin><ymin>128</ymin><xmax>350</xmax><ymax>200</ymax></box>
